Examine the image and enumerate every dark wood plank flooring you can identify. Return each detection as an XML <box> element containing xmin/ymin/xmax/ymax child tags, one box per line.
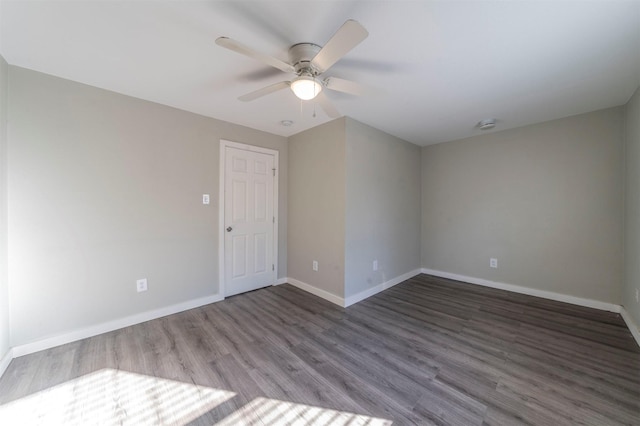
<box><xmin>0</xmin><ymin>274</ymin><xmax>639</xmax><ymax>425</ymax></box>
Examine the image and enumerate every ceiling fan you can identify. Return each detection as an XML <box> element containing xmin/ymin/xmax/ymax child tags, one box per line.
<box><xmin>215</xmin><ymin>19</ymin><xmax>369</xmax><ymax>118</ymax></box>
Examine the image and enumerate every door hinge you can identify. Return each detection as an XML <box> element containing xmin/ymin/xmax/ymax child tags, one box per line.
<box><xmin>272</xmin><ymin>264</ymin><xmax>275</xmax><ymax>271</ymax></box>
<box><xmin>272</xmin><ymin>168</ymin><xmax>276</xmax><ymax>176</ymax></box>
<box><xmin>273</xmin><ymin>216</ymin><xmax>275</xmax><ymax>223</ymax></box>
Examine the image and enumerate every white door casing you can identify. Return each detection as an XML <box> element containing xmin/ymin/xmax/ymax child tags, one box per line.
<box><xmin>219</xmin><ymin>140</ymin><xmax>278</xmax><ymax>297</ymax></box>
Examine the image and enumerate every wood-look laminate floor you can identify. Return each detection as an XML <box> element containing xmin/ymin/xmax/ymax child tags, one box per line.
<box><xmin>0</xmin><ymin>274</ymin><xmax>639</xmax><ymax>425</ymax></box>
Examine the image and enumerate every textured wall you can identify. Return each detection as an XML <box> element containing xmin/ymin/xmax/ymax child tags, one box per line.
<box><xmin>288</xmin><ymin>119</ymin><xmax>346</xmax><ymax>298</ymax></box>
<box><xmin>344</xmin><ymin>118</ymin><xmax>421</xmax><ymax>298</ymax></box>
<box><xmin>422</xmin><ymin>108</ymin><xmax>624</xmax><ymax>303</ymax></box>
<box><xmin>0</xmin><ymin>55</ymin><xmax>9</xmax><ymax>360</ymax></box>
<box><xmin>624</xmin><ymin>87</ymin><xmax>640</xmax><ymax>326</ymax></box>
<box><xmin>7</xmin><ymin>67</ymin><xmax>287</xmax><ymax>346</ymax></box>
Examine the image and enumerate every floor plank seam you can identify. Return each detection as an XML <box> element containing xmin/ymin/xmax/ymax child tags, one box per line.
<box><xmin>1</xmin><ymin>276</ymin><xmax>639</xmax><ymax>425</ymax></box>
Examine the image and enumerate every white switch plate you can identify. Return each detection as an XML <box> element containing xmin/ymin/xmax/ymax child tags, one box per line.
<box><xmin>490</xmin><ymin>258</ymin><xmax>498</xmax><ymax>268</ymax></box>
<box><xmin>137</xmin><ymin>278</ymin><xmax>148</xmax><ymax>292</ymax></box>
<box><xmin>373</xmin><ymin>260</ymin><xmax>378</xmax><ymax>271</ymax></box>
<box><xmin>202</xmin><ymin>194</ymin><xmax>210</xmax><ymax>205</ymax></box>
<box><xmin>312</xmin><ymin>261</ymin><xmax>318</xmax><ymax>271</ymax></box>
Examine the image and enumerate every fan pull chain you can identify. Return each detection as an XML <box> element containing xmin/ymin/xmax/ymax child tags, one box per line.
<box><xmin>313</xmin><ymin>84</ymin><xmax>316</xmax><ymax>118</ymax></box>
<box><xmin>312</xmin><ymin>83</ymin><xmax>317</xmax><ymax>118</ymax></box>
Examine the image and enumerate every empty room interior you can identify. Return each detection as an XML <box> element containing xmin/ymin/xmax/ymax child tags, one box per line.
<box><xmin>1</xmin><ymin>0</ymin><xmax>640</xmax><ymax>424</ymax></box>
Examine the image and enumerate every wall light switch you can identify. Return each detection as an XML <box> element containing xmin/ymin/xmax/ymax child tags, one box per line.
<box><xmin>373</xmin><ymin>260</ymin><xmax>378</xmax><ymax>271</ymax></box>
<box><xmin>312</xmin><ymin>261</ymin><xmax>318</xmax><ymax>271</ymax></box>
<box><xmin>202</xmin><ymin>194</ymin><xmax>210</xmax><ymax>205</ymax></box>
<box><xmin>137</xmin><ymin>278</ymin><xmax>148</xmax><ymax>292</ymax></box>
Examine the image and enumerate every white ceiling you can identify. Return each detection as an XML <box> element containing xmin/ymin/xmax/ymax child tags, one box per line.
<box><xmin>1</xmin><ymin>1</ymin><xmax>639</xmax><ymax>146</ymax></box>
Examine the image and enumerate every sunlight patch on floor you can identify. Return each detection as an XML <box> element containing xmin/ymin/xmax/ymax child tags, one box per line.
<box><xmin>0</xmin><ymin>368</ymin><xmax>235</xmax><ymax>425</ymax></box>
<box><xmin>217</xmin><ymin>396</ymin><xmax>392</xmax><ymax>425</ymax></box>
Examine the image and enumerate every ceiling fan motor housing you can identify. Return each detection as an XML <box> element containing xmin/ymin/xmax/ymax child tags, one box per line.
<box><xmin>289</xmin><ymin>43</ymin><xmax>322</xmax><ymax>76</ymax></box>
<box><xmin>216</xmin><ymin>19</ymin><xmax>368</xmax><ymax>113</ymax></box>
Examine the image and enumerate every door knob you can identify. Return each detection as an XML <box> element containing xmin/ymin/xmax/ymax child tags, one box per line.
<box><xmin>226</xmin><ymin>226</ymin><xmax>233</xmax><ymax>232</ymax></box>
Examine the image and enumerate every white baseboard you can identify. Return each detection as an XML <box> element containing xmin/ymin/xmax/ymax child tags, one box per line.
<box><xmin>286</xmin><ymin>269</ymin><xmax>422</xmax><ymax>308</ymax></box>
<box><xmin>421</xmin><ymin>268</ymin><xmax>621</xmax><ymax>313</ymax></box>
<box><xmin>0</xmin><ymin>348</ymin><xmax>13</xmax><ymax>379</ymax></box>
<box><xmin>11</xmin><ymin>293</ymin><xmax>224</xmax><ymax>358</ymax></box>
<box><xmin>620</xmin><ymin>307</ymin><xmax>640</xmax><ymax>348</ymax></box>
<box><xmin>286</xmin><ymin>278</ymin><xmax>345</xmax><ymax>307</ymax></box>
<box><xmin>273</xmin><ymin>277</ymin><xmax>288</xmax><ymax>286</ymax></box>
<box><xmin>344</xmin><ymin>268</ymin><xmax>422</xmax><ymax>307</ymax></box>
<box><xmin>6</xmin><ymin>270</ymin><xmax>637</xmax><ymax>375</ymax></box>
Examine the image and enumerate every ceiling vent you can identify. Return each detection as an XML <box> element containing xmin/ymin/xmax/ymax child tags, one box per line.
<box><xmin>478</xmin><ymin>119</ymin><xmax>497</xmax><ymax>130</ymax></box>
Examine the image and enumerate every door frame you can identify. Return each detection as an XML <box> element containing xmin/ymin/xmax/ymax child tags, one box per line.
<box><xmin>218</xmin><ymin>139</ymin><xmax>279</xmax><ymax>298</ymax></box>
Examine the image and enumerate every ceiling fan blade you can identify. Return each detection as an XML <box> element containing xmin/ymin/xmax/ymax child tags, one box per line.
<box><xmin>316</xmin><ymin>92</ymin><xmax>341</xmax><ymax>118</ymax></box>
<box><xmin>216</xmin><ymin>37</ymin><xmax>295</xmax><ymax>73</ymax></box>
<box><xmin>324</xmin><ymin>77</ymin><xmax>371</xmax><ymax>96</ymax></box>
<box><xmin>311</xmin><ymin>20</ymin><xmax>368</xmax><ymax>73</ymax></box>
<box><xmin>238</xmin><ymin>81</ymin><xmax>291</xmax><ymax>102</ymax></box>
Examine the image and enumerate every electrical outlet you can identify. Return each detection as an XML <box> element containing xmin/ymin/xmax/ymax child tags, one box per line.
<box><xmin>373</xmin><ymin>260</ymin><xmax>378</xmax><ymax>271</ymax></box>
<box><xmin>490</xmin><ymin>258</ymin><xmax>498</xmax><ymax>268</ymax></box>
<box><xmin>136</xmin><ymin>278</ymin><xmax>148</xmax><ymax>292</ymax></box>
<box><xmin>202</xmin><ymin>194</ymin><xmax>210</xmax><ymax>205</ymax></box>
<box><xmin>312</xmin><ymin>261</ymin><xmax>318</xmax><ymax>271</ymax></box>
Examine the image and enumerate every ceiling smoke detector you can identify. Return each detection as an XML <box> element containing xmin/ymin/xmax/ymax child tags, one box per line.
<box><xmin>478</xmin><ymin>119</ymin><xmax>497</xmax><ymax>130</ymax></box>
<box><xmin>280</xmin><ymin>120</ymin><xmax>294</xmax><ymax>127</ymax></box>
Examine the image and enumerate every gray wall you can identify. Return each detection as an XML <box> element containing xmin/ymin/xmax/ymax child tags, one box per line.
<box><xmin>421</xmin><ymin>108</ymin><xmax>624</xmax><ymax>304</ymax></box>
<box><xmin>344</xmin><ymin>118</ymin><xmax>421</xmax><ymax>298</ymax></box>
<box><xmin>0</xmin><ymin>55</ymin><xmax>9</xmax><ymax>360</ymax></box>
<box><xmin>7</xmin><ymin>67</ymin><xmax>287</xmax><ymax>346</ymax></box>
<box><xmin>624</xmin><ymin>87</ymin><xmax>640</xmax><ymax>326</ymax></box>
<box><xmin>288</xmin><ymin>118</ymin><xmax>346</xmax><ymax>298</ymax></box>
<box><xmin>2</xmin><ymin>62</ymin><xmax>635</xmax><ymax>351</ymax></box>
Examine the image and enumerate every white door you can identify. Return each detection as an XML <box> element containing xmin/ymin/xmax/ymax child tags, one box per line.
<box><xmin>224</xmin><ymin>145</ymin><xmax>276</xmax><ymax>297</ymax></box>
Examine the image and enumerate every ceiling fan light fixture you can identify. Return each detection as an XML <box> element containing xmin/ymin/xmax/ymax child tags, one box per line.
<box><xmin>290</xmin><ymin>76</ymin><xmax>322</xmax><ymax>100</ymax></box>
